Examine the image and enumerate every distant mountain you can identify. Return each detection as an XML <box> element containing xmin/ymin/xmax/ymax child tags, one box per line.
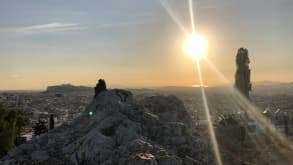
<box><xmin>154</xmin><ymin>81</ymin><xmax>293</xmax><ymax>96</ymax></box>
<box><xmin>253</xmin><ymin>81</ymin><xmax>288</xmax><ymax>86</ymax></box>
<box><xmin>46</xmin><ymin>84</ymin><xmax>93</xmax><ymax>93</ymax></box>
<box><xmin>44</xmin><ymin>81</ymin><xmax>293</xmax><ymax>96</ymax></box>
<box><xmin>251</xmin><ymin>81</ymin><xmax>293</xmax><ymax>95</ymax></box>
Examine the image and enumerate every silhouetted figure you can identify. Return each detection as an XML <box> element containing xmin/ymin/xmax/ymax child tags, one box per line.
<box><xmin>49</xmin><ymin>114</ymin><xmax>55</xmax><ymax>130</ymax></box>
<box><xmin>94</xmin><ymin>79</ymin><xmax>107</xmax><ymax>98</ymax></box>
<box><xmin>235</xmin><ymin>48</ymin><xmax>252</xmax><ymax>99</ymax></box>
<box><xmin>284</xmin><ymin>115</ymin><xmax>289</xmax><ymax>136</ymax></box>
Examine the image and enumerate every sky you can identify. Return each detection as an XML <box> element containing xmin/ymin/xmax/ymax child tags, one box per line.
<box><xmin>0</xmin><ymin>0</ymin><xmax>293</xmax><ymax>90</ymax></box>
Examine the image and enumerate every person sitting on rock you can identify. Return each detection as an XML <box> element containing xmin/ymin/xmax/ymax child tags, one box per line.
<box><xmin>94</xmin><ymin>79</ymin><xmax>107</xmax><ymax>98</ymax></box>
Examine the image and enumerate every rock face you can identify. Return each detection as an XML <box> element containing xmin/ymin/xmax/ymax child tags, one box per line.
<box><xmin>1</xmin><ymin>89</ymin><xmax>206</xmax><ymax>165</ymax></box>
<box><xmin>235</xmin><ymin>47</ymin><xmax>252</xmax><ymax>99</ymax></box>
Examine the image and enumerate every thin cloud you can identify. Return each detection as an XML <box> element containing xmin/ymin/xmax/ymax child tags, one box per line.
<box><xmin>0</xmin><ymin>22</ymin><xmax>86</xmax><ymax>33</ymax></box>
<box><xmin>96</xmin><ymin>20</ymin><xmax>153</xmax><ymax>29</ymax></box>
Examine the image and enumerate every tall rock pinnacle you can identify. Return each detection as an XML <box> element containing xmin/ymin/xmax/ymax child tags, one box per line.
<box><xmin>235</xmin><ymin>48</ymin><xmax>252</xmax><ymax>99</ymax></box>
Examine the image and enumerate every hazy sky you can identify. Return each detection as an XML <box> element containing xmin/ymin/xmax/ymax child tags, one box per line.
<box><xmin>0</xmin><ymin>0</ymin><xmax>293</xmax><ymax>90</ymax></box>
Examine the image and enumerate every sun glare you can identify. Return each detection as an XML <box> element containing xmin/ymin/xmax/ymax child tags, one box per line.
<box><xmin>184</xmin><ymin>34</ymin><xmax>208</xmax><ymax>60</ymax></box>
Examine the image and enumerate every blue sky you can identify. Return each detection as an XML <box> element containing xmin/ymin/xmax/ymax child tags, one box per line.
<box><xmin>0</xmin><ymin>0</ymin><xmax>293</xmax><ymax>89</ymax></box>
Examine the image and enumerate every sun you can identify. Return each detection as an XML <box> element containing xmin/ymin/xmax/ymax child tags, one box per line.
<box><xmin>184</xmin><ymin>33</ymin><xmax>208</xmax><ymax>60</ymax></box>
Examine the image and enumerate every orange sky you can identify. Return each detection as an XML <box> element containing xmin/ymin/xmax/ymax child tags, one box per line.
<box><xmin>1</xmin><ymin>0</ymin><xmax>293</xmax><ymax>90</ymax></box>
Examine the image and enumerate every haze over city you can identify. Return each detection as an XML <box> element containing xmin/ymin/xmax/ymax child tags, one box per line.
<box><xmin>2</xmin><ymin>1</ymin><xmax>293</xmax><ymax>165</ymax></box>
<box><xmin>1</xmin><ymin>0</ymin><xmax>293</xmax><ymax>89</ymax></box>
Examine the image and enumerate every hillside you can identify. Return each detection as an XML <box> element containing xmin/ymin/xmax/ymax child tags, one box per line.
<box><xmin>1</xmin><ymin>89</ymin><xmax>209</xmax><ymax>165</ymax></box>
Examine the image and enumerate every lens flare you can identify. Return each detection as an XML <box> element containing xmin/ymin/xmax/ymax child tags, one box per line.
<box><xmin>159</xmin><ymin>0</ymin><xmax>189</xmax><ymax>36</ymax></box>
<box><xmin>195</xmin><ymin>59</ymin><xmax>223</xmax><ymax>165</ymax></box>
<box><xmin>184</xmin><ymin>34</ymin><xmax>208</xmax><ymax>60</ymax></box>
<box><xmin>160</xmin><ymin>0</ymin><xmax>293</xmax><ymax>163</ymax></box>
<box><xmin>88</xmin><ymin>111</ymin><xmax>94</xmax><ymax>116</ymax></box>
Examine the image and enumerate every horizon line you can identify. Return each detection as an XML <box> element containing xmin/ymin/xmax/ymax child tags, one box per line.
<box><xmin>1</xmin><ymin>80</ymin><xmax>293</xmax><ymax>91</ymax></box>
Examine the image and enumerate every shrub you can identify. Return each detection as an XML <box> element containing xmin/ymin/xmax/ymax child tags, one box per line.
<box><xmin>0</xmin><ymin>104</ymin><xmax>30</xmax><ymax>158</ymax></box>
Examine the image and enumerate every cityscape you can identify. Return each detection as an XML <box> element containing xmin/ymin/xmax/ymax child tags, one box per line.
<box><xmin>1</xmin><ymin>0</ymin><xmax>293</xmax><ymax>165</ymax></box>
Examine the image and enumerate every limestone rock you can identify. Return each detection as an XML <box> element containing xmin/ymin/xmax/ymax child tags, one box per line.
<box><xmin>31</xmin><ymin>150</ymin><xmax>49</xmax><ymax>161</ymax></box>
<box><xmin>140</xmin><ymin>96</ymin><xmax>192</xmax><ymax>129</ymax></box>
<box><xmin>156</xmin><ymin>155</ymin><xmax>182</xmax><ymax>165</ymax></box>
<box><xmin>183</xmin><ymin>156</ymin><xmax>202</xmax><ymax>165</ymax></box>
<box><xmin>1</xmin><ymin>89</ymin><xmax>206</xmax><ymax>165</ymax></box>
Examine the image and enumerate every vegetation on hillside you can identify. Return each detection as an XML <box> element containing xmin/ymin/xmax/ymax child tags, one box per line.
<box><xmin>0</xmin><ymin>104</ymin><xmax>30</xmax><ymax>158</ymax></box>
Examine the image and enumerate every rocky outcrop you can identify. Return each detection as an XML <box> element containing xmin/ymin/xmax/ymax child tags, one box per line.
<box><xmin>46</xmin><ymin>84</ymin><xmax>92</xmax><ymax>93</ymax></box>
<box><xmin>1</xmin><ymin>89</ymin><xmax>207</xmax><ymax>165</ymax></box>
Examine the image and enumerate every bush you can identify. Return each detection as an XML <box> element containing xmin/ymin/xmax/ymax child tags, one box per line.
<box><xmin>0</xmin><ymin>104</ymin><xmax>30</xmax><ymax>158</ymax></box>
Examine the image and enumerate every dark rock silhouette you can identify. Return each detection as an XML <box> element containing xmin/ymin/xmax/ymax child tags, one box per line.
<box><xmin>235</xmin><ymin>48</ymin><xmax>252</xmax><ymax>99</ymax></box>
<box><xmin>94</xmin><ymin>79</ymin><xmax>107</xmax><ymax>98</ymax></box>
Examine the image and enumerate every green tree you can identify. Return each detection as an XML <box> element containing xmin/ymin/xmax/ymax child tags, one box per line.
<box><xmin>15</xmin><ymin>110</ymin><xmax>30</xmax><ymax>136</ymax></box>
<box><xmin>0</xmin><ymin>104</ymin><xmax>30</xmax><ymax>158</ymax></box>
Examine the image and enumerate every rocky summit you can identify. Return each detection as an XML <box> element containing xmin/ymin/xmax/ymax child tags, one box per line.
<box><xmin>1</xmin><ymin>89</ymin><xmax>207</xmax><ymax>165</ymax></box>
